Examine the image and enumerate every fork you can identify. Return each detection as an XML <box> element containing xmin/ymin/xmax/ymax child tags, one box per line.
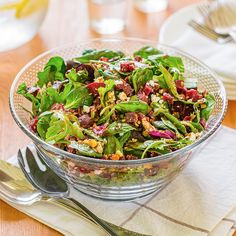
<box><xmin>188</xmin><ymin>20</ymin><xmax>232</xmax><ymax>43</ymax></box>
<box><xmin>198</xmin><ymin>2</ymin><xmax>236</xmax><ymax>41</ymax></box>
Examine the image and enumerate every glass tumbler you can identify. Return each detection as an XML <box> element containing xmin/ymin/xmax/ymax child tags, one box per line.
<box><xmin>88</xmin><ymin>0</ymin><xmax>127</xmax><ymax>34</ymax></box>
<box><xmin>0</xmin><ymin>0</ymin><xmax>48</xmax><ymax>52</ymax></box>
<box><xmin>134</xmin><ymin>0</ymin><xmax>168</xmax><ymax>13</ymax></box>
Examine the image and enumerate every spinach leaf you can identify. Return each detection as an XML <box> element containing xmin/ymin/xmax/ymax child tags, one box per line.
<box><xmin>45</xmin><ymin>112</ymin><xmax>71</xmax><ymax>143</ymax></box>
<box><xmin>107</xmin><ymin>122</ymin><xmax>135</xmax><ymax>135</ymax></box>
<box><xmin>154</xmin><ymin>109</ymin><xmax>186</xmax><ymax>134</ymax></box>
<box><xmin>159</xmin><ymin>64</ymin><xmax>180</xmax><ymax>99</ymax></box>
<box><xmin>104</xmin><ymin>136</ymin><xmax>123</xmax><ymax>155</ymax></box>
<box><xmin>131</xmin><ymin>68</ymin><xmax>153</xmax><ymax>93</ymax></box>
<box><xmin>66</xmin><ymin>68</ymin><xmax>88</xmax><ymax>83</ymax></box>
<box><xmin>119</xmin><ymin>131</ymin><xmax>131</xmax><ymax>146</ymax></box>
<box><xmin>115</xmin><ymin>101</ymin><xmax>149</xmax><ymax>114</ymax></box>
<box><xmin>69</xmin><ymin>141</ymin><xmax>102</xmax><ymax>158</ymax></box>
<box><xmin>133</xmin><ymin>46</ymin><xmax>162</xmax><ymax>59</ymax></box>
<box><xmin>97</xmin><ymin>79</ymin><xmax>115</xmax><ymax>107</ymax></box>
<box><xmin>148</xmin><ymin>54</ymin><xmax>184</xmax><ymax>73</ymax></box>
<box><xmin>201</xmin><ymin>94</ymin><xmax>215</xmax><ymax>121</ymax></box>
<box><xmin>65</xmin><ymin>87</ymin><xmax>93</xmax><ymax>109</ymax></box>
<box><xmin>45</xmin><ymin>112</ymin><xmax>84</xmax><ymax>143</ymax></box>
<box><xmin>37</xmin><ymin>57</ymin><xmax>66</xmax><ymax>88</ymax></box>
<box><xmin>17</xmin><ymin>83</ymin><xmax>40</xmax><ymax>114</ymax></box>
<box><xmin>141</xmin><ymin>140</ymin><xmax>167</xmax><ymax>159</ymax></box>
<box><xmin>74</xmin><ymin>49</ymin><xmax>125</xmax><ymax>63</ymax></box>
<box><xmin>37</xmin><ymin>113</ymin><xmax>52</xmax><ymax>139</ymax></box>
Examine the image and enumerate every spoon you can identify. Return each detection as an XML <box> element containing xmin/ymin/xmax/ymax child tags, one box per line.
<box><xmin>17</xmin><ymin>147</ymin><xmax>150</xmax><ymax>236</ymax></box>
<box><xmin>17</xmin><ymin>147</ymin><xmax>119</xmax><ymax>236</ymax></box>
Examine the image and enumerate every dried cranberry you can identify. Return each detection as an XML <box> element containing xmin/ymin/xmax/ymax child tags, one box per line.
<box><xmin>134</xmin><ymin>56</ymin><xmax>142</xmax><ymax>62</ymax></box>
<box><xmin>143</xmin><ymin>84</ymin><xmax>153</xmax><ymax>96</ymax></box>
<box><xmin>29</xmin><ymin>117</ymin><xmax>38</xmax><ymax>133</ymax></box>
<box><xmin>120</xmin><ymin>62</ymin><xmax>135</xmax><ymax>73</ymax></box>
<box><xmin>162</xmin><ymin>92</ymin><xmax>174</xmax><ymax>104</ymax></box>
<box><xmin>183</xmin><ymin>104</ymin><xmax>194</xmax><ymax>117</ymax></box>
<box><xmin>86</xmin><ymin>82</ymin><xmax>105</xmax><ymax>96</ymax></box>
<box><xmin>78</xmin><ymin>166</ymin><xmax>90</xmax><ymax>174</ymax></box>
<box><xmin>100</xmin><ymin>57</ymin><xmax>109</xmax><ymax>62</ymax></box>
<box><xmin>51</xmin><ymin>103</ymin><xmax>65</xmax><ymax>111</ymax></box>
<box><xmin>183</xmin><ymin>116</ymin><xmax>191</xmax><ymax>121</ymax></box>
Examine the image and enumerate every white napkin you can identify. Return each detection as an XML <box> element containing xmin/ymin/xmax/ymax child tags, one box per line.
<box><xmin>172</xmin><ymin>25</ymin><xmax>236</xmax><ymax>82</ymax></box>
<box><xmin>2</xmin><ymin>126</ymin><xmax>236</xmax><ymax>236</ymax></box>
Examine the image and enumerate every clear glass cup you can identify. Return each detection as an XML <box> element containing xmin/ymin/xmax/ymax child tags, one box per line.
<box><xmin>134</xmin><ymin>0</ymin><xmax>168</xmax><ymax>13</ymax></box>
<box><xmin>88</xmin><ymin>0</ymin><xmax>127</xmax><ymax>34</ymax></box>
<box><xmin>0</xmin><ymin>0</ymin><xmax>48</xmax><ymax>52</ymax></box>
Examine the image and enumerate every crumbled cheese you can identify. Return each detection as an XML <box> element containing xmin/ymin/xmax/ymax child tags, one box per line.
<box><xmin>114</xmin><ymin>80</ymin><xmax>123</xmax><ymax>85</ymax></box>
<box><xmin>107</xmin><ymin>91</ymin><xmax>115</xmax><ymax>101</ymax></box>
<box><xmin>94</xmin><ymin>170</ymin><xmax>102</xmax><ymax>175</ymax></box>
<box><xmin>83</xmin><ymin>139</ymin><xmax>97</xmax><ymax>148</ymax></box>
<box><xmin>189</xmin><ymin>133</ymin><xmax>197</xmax><ymax>141</ymax></box>
<box><xmin>95</xmin><ymin>142</ymin><xmax>103</xmax><ymax>154</ymax></box>
<box><xmin>159</xmin><ymin>99</ymin><xmax>164</xmax><ymax>104</ymax></box>
<box><xmin>151</xmin><ymin>94</ymin><xmax>160</xmax><ymax>103</ymax></box>
<box><xmin>83</xmin><ymin>105</ymin><xmax>90</xmax><ymax>113</ymax></box>
<box><xmin>148</xmin><ymin>80</ymin><xmax>155</xmax><ymax>87</ymax></box>
<box><xmin>94</xmin><ymin>76</ymin><xmax>104</xmax><ymax>83</ymax></box>
<box><xmin>118</xmin><ymin>92</ymin><xmax>127</xmax><ymax>101</ymax></box>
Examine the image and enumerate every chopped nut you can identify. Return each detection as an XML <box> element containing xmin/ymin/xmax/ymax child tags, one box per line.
<box><xmin>118</xmin><ymin>92</ymin><xmax>128</xmax><ymax>101</ymax></box>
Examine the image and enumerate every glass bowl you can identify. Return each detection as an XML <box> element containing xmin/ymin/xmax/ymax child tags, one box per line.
<box><xmin>9</xmin><ymin>38</ymin><xmax>227</xmax><ymax>200</ymax></box>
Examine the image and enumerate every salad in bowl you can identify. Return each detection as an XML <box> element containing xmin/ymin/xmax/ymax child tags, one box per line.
<box><xmin>10</xmin><ymin>39</ymin><xmax>226</xmax><ymax>200</ymax></box>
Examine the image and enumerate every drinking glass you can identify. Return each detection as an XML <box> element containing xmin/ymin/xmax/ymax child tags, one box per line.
<box><xmin>88</xmin><ymin>0</ymin><xmax>127</xmax><ymax>34</ymax></box>
<box><xmin>134</xmin><ymin>0</ymin><xmax>168</xmax><ymax>13</ymax></box>
<box><xmin>0</xmin><ymin>0</ymin><xmax>48</xmax><ymax>52</ymax></box>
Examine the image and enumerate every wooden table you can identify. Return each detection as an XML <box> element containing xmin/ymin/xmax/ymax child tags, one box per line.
<box><xmin>0</xmin><ymin>0</ymin><xmax>236</xmax><ymax>235</ymax></box>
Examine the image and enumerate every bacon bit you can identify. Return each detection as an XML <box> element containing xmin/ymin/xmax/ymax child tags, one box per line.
<box><xmin>120</xmin><ymin>62</ymin><xmax>135</xmax><ymax>72</ymax></box>
<box><xmin>51</xmin><ymin>103</ymin><xmax>65</xmax><ymax>111</ymax></box>
<box><xmin>86</xmin><ymin>82</ymin><xmax>105</xmax><ymax>96</ymax></box>
<box><xmin>200</xmin><ymin>118</ymin><xmax>206</xmax><ymax>128</ymax></box>
<box><xmin>143</xmin><ymin>84</ymin><xmax>153</xmax><ymax>96</ymax></box>
<box><xmin>100</xmin><ymin>57</ymin><xmax>109</xmax><ymax>62</ymax></box>
<box><xmin>162</xmin><ymin>92</ymin><xmax>174</xmax><ymax>104</ymax></box>
<box><xmin>29</xmin><ymin>117</ymin><xmax>38</xmax><ymax>133</ymax></box>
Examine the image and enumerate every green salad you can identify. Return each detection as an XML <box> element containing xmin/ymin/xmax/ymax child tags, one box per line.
<box><xmin>17</xmin><ymin>46</ymin><xmax>215</xmax><ymax>161</ymax></box>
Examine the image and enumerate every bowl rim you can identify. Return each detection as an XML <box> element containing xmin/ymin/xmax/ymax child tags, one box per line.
<box><xmin>9</xmin><ymin>37</ymin><xmax>228</xmax><ymax>165</ymax></box>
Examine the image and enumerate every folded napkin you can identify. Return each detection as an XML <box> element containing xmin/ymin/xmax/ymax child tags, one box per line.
<box><xmin>3</xmin><ymin>126</ymin><xmax>236</xmax><ymax>236</ymax></box>
<box><xmin>172</xmin><ymin>23</ymin><xmax>236</xmax><ymax>82</ymax></box>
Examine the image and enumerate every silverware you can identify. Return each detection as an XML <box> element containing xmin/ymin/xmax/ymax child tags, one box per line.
<box><xmin>188</xmin><ymin>20</ymin><xmax>232</xmax><ymax>43</ymax></box>
<box><xmin>17</xmin><ymin>147</ymin><xmax>150</xmax><ymax>236</ymax></box>
<box><xmin>198</xmin><ymin>2</ymin><xmax>236</xmax><ymax>41</ymax></box>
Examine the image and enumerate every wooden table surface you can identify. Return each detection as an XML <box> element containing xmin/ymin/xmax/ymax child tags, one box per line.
<box><xmin>0</xmin><ymin>0</ymin><xmax>236</xmax><ymax>235</ymax></box>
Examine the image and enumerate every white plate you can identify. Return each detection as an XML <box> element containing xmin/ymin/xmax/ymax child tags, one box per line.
<box><xmin>159</xmin><ymin>3</ymin><xmax>236</xmax><ymax>100</ymax></box>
